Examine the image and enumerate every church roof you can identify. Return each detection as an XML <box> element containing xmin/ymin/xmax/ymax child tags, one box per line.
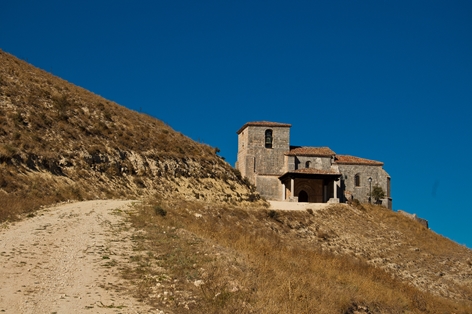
<box><xmin>236</xmin><ymin>121</ymin><xmax>291</xmax><ymax>134</ymax></box>
<box><xmin>289</xmin><ymin>168</ymin><xmax>341</xmax><ymax>175</ymax></box>
<box><xmin>334</xmin><ymin>155</ymin><xmax>384</xmax><ymax>166</ymax></box>
<box><xmin>279</xmin><ymin>167</ymin><xmax>342</xmax><ymax>180</ymax></box>
<box><xmin>286</xmin><ymin>146</ymin><xmax>336</xmax><ymax>157</ymax></box>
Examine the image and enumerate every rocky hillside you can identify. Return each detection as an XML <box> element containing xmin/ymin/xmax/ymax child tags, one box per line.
<box><xmin>0</xmin><ymin>49</ymin><xmax>261</xmax><ymax>220</ymax></box>
<box><xmin>274</xmin><ymin>203</ymin><xmax>472</xmax><ymax>302</ymax></box>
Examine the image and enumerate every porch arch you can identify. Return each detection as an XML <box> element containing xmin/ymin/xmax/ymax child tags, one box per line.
<box><xmin>298</xmin><ymin>190</ymin><xmax>308</xmax><ymax>202</ymax></box>
<box><xmin>294</xmin><ymin>184</ymin><xmax>316</xmax><ymax>203</ymax></box>
<box><xmin>279</xmin><ymin>172</ymin><xmax>342</xmax><ymax>203</ymax></box>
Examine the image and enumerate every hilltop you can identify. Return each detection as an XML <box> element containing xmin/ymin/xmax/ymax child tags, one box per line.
<box><xmin>0</xmin><ymin>49</ymin><xmax>261</xmax><ymax>221</ymax></box>
<box><xmin>0</xmin><ymin>50</ymin><xmax>471</xmax><ymax>313</ymax></box>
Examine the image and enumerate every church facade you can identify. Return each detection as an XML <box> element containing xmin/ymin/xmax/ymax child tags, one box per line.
<box><xmin>236</xmin><ymin>121</ymin><xmax>392</xmax><ymax>209</ymax></box>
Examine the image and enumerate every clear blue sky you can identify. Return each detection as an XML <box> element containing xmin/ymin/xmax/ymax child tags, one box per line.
<box><xmin>2</xmin><ymin>1</ymin><xmax>471</xmax><ymax>248</ymax></box>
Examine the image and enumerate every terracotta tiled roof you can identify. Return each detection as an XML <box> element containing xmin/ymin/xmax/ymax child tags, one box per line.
<box><xmin>237</xmin><ymin>121</ymin><xmax>291</xmax><ymax>134</ymax></box>
<box><xmin>334</xmin><ymin>155</ymin><xmax>383</xmax><ymax>166</ymax></box>
<box><xmin>279</xmin><ymin>167</ymin><xmax>342</xmax><ymax>180</ymax></box>
<box><xmin>286</xmin><ymin>146</ymin><xmax>335</xmax><ymax>157</ymax></box>
<box><xmin>290</xmin><ymin>168</ymin><xmax>341</xmax><ymax>175</ymax></box>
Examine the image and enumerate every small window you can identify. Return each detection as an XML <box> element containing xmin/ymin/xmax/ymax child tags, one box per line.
<box><xmin>305</xmin><ymin>161</ymin><xmax>311</xmax><ymax>168</ymax></box>
<box><xmin>355</xmin><ymin>174</ymin><xmax>361</xmax><ymax>187</ymax></box>
<box><xmin>265</xmin><ymin>129</ymin><xmax>273</xmax><ymax>148</ymax></box>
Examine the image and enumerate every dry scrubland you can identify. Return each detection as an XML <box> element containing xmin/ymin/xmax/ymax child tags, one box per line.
<box><xmin>1</xmin><ymin>49</ymin><xmax>472</xmax><ymax>313</ymax></box>
<box><xmin>120</xmin><ymin>199</ymin><xmax>472</xmax><ymax>313</ymax></box>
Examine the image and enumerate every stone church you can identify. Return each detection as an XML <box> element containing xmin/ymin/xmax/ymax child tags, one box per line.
<box><xmin>236</xmin><ymin>121</ymin><xmax>392</xmax><ymax>209</ymax></box>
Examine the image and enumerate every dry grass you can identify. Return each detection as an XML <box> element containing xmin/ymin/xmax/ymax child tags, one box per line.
<box><xmin>0</xmin><ymin>186</ymin><xmax>86</xmax><ymax>221</ymax></box>
<box><xmin>0</xmin><ymin>49</ymin><xmax>215</xmax><ymax>159</ymax></box>
<box><xmin>0</xmin><ymin>164</ymin><xmax>91</xmax><ymax>220</ymax></box>
<box><xmin>122</xmin><ymin>198</ymin><xmax>472</xmax><ymax>313</ymax></box>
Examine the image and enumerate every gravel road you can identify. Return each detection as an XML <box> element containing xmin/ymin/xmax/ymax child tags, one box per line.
<box><xmin>0</xmin><ymin>200</ymin><xmax>157</xmax><ymax>313</ymax></box>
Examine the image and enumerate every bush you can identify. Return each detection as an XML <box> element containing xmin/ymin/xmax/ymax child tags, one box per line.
<box><xmin>372</xmin><ymin>185</ymin><xmax>385</xmax><ymax>204</ymax></box>
<box><xmin>352</xmin><ymin>199</ymin><xmax>366</xmax><ymax>211</ymax></box>
<box><xmin>154</xmin><ymin>205</ymin><xmax>167</xmax><ymax>217</ymax></box>
<box><xmin>247</xmin><ymin>193</ymin><xmax>260</xmax><ymax>202</ymax></box>
<box><xmin>268</xmin><ymin>210</ymin><xmax>279</xmax><ymax>220</ymax></box>
<box><xmin>233</xmin><ymin>168</ymin><xmax>242</xmax><ymax>180</ymax></box>
<box><xmin>133</xmin><ymin>177</ymin><xmax>146</xmax><ymax>188</ymax></box>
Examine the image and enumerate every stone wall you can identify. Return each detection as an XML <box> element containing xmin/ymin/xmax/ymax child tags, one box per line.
<box><xmin>398</xmin><ymin>210</ymin><xmax>429</xmax><ymax>228</ymax></box>
<box><xmin>337</xmin><ymin>164</ymin><xmax>391</xmax><ymax>208</ymax></box>
<box><xmin>294</xmin><ymin>156</ymin><xmax>332</xmax><ymax>170</ymax></box>
<box><xmin>236</xmin><ymin>128</ymin><xmax>250</xmax><ymax>181</ymax></box>
<box><xmin>237</xmin><ymin>125</ymin><xmax>290</xmax><ymax>185</ymax></box>
<box><xmin>255</xmin><ymin>175</ymin><xmax>283</xmax><ymax>200</ymax></box>
<box><xmin>286</xmin><ymin>155</ymin><xmax>295</xmax><ymax>171</ymax></box>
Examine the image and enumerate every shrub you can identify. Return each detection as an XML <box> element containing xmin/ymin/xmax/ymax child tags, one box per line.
<box><xmin>372</xmin><ymin>185</ymin><xmax>385</xmax><ymax>204</ymax></box>
<box><xmin>134</xmin><ymin>177</ymin><xmax>146</xmax><ymax>188</ymax></box>
<box><xmin>247</xmin><ymin>193</ymin><xmax>260</xmax><ymax>202</ymax></box>
<box><xmin>268</xmin><ymin>209</ymin><xmax>279</xmax><ymax>220</ymax></box>
<box><xmin>352</xmin><ymin>198</ymin><xmax>366</xmax><ymax>211</ymax></box>
<box><xmin>233</xmin><ymin>168</ymin><xmax>242</xmax><ymax>180</ymax></box>
<box><xmin>154</xmin><ymin>205</ymin><xmax>167</xmax><ymax>217</ymax></box>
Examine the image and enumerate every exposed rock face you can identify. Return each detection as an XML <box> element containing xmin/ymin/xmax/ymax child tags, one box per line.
<box><xmin>4</xmin><ymin>148</ymin><xmax>258</xmax><ymax>203</ymax></box>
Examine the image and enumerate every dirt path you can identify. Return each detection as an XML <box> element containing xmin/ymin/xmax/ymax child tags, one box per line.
<box><xmin>0</xmin><ymin>200</ymin><xmax>159</xmax><ymax>313</ymax></box>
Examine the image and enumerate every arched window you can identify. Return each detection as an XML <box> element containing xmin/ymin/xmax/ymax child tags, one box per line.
<box><xmin>265</xmin><ymin>129</ymin><xmax>273</xmax><ymax>148</ymax></box>
<box><xmin>305</xmin><ymin>161</ymin><xmax>311</xmax><ymax>168</ymax></box>
<box><xmin>354</xmin><ymin>174</ymin><xmax>361</xmax><ymax>187</ymax></box>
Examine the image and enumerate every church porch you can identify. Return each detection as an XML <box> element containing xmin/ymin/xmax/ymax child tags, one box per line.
<box><xmin>279</xmin><ymin>170</ymin><xmax>341</xmax><ymax>203</ymax></box>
